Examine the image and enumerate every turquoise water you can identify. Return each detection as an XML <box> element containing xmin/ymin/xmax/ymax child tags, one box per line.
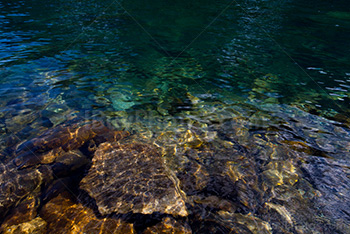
<box><xmin>1</xmin><ymin>0</ymin><xmax>350</xmax><ymax>118</ymax></box>
<box><xmin>1</xmin><ymin>0</ymin><xmax>350</xmax><ymax>233</ymax></box>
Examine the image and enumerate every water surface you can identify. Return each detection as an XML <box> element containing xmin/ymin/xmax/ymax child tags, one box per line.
<box><xmin>1</xmin><ymin>0</ymin><xmax>350</xmax><ymax>233</ymax></box>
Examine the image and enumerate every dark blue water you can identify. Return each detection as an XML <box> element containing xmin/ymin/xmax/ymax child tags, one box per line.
<box><xmin>1</xmin><ymin>0</ymin><xmax>350</xmax><ymax>233</ymax></box>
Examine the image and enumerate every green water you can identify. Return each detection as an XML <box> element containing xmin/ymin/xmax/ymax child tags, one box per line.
<box><xmin>1</xmin><ymin>0</ymin><xmax>350</xmax><ymax>233</ymax></box>
<box><xmin>1</xmin><ymin>0</ymin><xmax>350</xmax><ymax>116</ymax></box>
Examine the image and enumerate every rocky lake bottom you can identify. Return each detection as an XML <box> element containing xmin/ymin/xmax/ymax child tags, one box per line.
<box><xmin>1</xmin><ymin>98</ymin><xmax>350</xmax><ymax>233</ymax></box>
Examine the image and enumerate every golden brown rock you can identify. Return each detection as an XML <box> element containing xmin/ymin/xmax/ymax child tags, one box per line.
<box><xmin>2</xmin><ymin>217</ymin><xmax>47</xmax><ymax>234</ymax></box>
<box><xmin>262</xmin><ymin>161</ymin><xmax>299</xmax><ymax>187</ymax></box>
<box><xmin>80</xmin><ymin>142</ymin><xmax>188</xmax><ymax>217</ymax></box>
<box><xmin>14</xmin><ymin>119</ymin><xmax>129</xmax><ymax>169</ymax></box>
<box><xmin>0</xmin><ymin>195</ymin><xmax>39</xmax><ymax>231</ymax></box>
<box><xmin>181</xmin><ymin>130</ymin><xmax>203</xmax><ymax>149</ymax></box>
<box><xmin>281</xmin><ymin>140</ymin><xmax>315</xmax><ymax>155</ymax></box>
<box><xmin>143</xmin><ymin>217</ymin><xmax>192</xmax><ymax>234</ymax></box>
<box><xmin>40</xmin><ymin>193</ymin><xmax>134</xmax><ymax>234</ymax></box>
<box><xmin>0</xmin><ymin>120</ymin><xmax>129</xmax><ymax>220</ymax></box>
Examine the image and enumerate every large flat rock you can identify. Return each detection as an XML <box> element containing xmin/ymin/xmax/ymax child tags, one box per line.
<box><xmin>80</xmin><ymin>142</ymin><xmax>188</xmax><ymax>216</ymax></box>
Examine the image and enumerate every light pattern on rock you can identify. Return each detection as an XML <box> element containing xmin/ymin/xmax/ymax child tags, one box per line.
<box><xmin>2</xmin><ymin>217</ymin><xmax>47</xmax><ymax>234</ymax></box>
<box><xmin>0</xmin><ymin>164</ymin><xmax>52</xmax><ymax>219</ymax></box>
<box><xmin>0</xmin><ymin>195</ymin><xmax>39</xmax><ymax>231</ymax></box>
<box><xmin>40</xmin><ymin>193</ymin><xmax>134</xmax><ymax>234</ymax></box>
<box><xmin>80</xmin><ymin>142</ymin><xmax>188</xmax><ymax>216</ymax></box>
<box><xmin>14</xmin><ymin>119</ymin><xmax>129</xmax><ymax>168</ymax></box>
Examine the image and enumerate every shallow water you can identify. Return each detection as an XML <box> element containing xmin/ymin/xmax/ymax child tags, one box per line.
<box><xmin>1</xmin><ymin>0</ymin><xmax>350</xmax><ymax>233</ymax></box>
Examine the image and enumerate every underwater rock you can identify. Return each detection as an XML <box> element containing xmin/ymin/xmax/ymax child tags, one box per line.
<box><xmin>136</xmin><ymin>81</ymin><xmax>195</xmax><ymax>116</ymax></box>
<box><xmin>0</xmin><ymin>119</ymin><xmax>129</xmax><ymax>220</ymax></box>
<box><xmin>0</xmin><ymin>195</ymin><xmax>39</xmax><ymax>232</ymax></box>
<box><xmin>180</xmin><ymin>129</ymin><xmax>204</xmax><ymax>149</ymax></box>
<box><xmin>13</xmin><ymin>119</ymin><xmax>129</xmax><ymax>168</ymax></box>
<box><xmin>14</xmin><ymin>147</ymin><xmax>89</xmax><ymax>174</ymax></box>
<box><xmin>80</xmin><ymin>142</ymin><xmax>188</xmax><ymax>217</ymax></box>
<box><xmin>301</xmin><ymin>157</ymin><xmax>350</xmax><ymax>232</ymax></box>
<box><xmin>143</xmin><ymin>217</ymin><xmax>192</xmax><ymax>234</ymax></box>
<box><xmin>0</xmin><ymin>164</ymin><xmax>52</xmax><ymax>219</ymax></box>
<box><xmin>194</xmin><ymin>142</ymin><xmax>262</xmax><ymax>212</ymax></box>
<box><xmin>50</xmin><ymin>150</ymin><xmax>89</xmax><ymax>177</ymax></box>
<box><xmin>265</xmin><ymin>202</ymin><xmax>293</xmax><ymax>226</ymax></box>
<box><xmin>262</xmin><ymin>161</ymin><xmax>299</xmax><ymax>187</ymax></box>
<box><xmin>178</xmin><ymin>160</ymin><xmax>209</xmax><ymax>195</ymax></box>
<box><xmin>188</xmin><ymin>205</ymin><xmax>253</xmax><ymax>234</ymax></box>
<box><xmin>217</xmin><ymin>211</ymin><xmax>272</xmax><ymax>234</ymax></box>
<box><xmin>157</xmin><ymin>87</ymin><xmax>194</xmax><ymax>115</ymax></box>
<box><xmin>191</xmin><ymin>195</ymin><xmax>236</xmax><ymax>213</ymax></box>
<box><xmin>28</xmin><ymin>116</ymin><xmax>53</xmax><ymax>133</ymax></box>
<box><xmin>281</xmin><ymin>140</ymin><xmax>315</xmax><ymax>156</ymax></box>
<box><xmin>2</xmin><ymin>217</ymin><xmax>47</xmax><ymax>234</ymax></box>
<box><xmin>162</xmin><ymin>133</ymin><xmax>262</xmax><ymax>214</ymax></box>
<box><xmin>41</xmin><ymin>177</ymin><xmax>78</xmax><ymax>203</ymax></box>
<box><xmin>260</xmin><ymin>173</ymin><xmax>347</xmax><ymax>233</ymax></box>
<box><xmin>111</xmin><ymin>93</ymin><xmax>135</xmax><ymax>111</ymax></box>
<box><xmin>40</xmin><ymin>193</ymin><xmax>134</xmax><ymax>233</ymax></box>
<box><xmin>42</xmin><ymin>103</ymin><xmax>77</xmax><ymax>127</ymax></box>
<box><xmin>217</xmin><ymin>117</ymin><xmax>250</xmax><ymax>144</ymax></box>
<box><xmin>259</xmin><ymin>201</ymin><xmax>296</xmax><ymax>233</ymax></box>
<box><xmin>0</xmin><ymin>122</ymin><xmax>5</xmax><ymax>134</ymax></box>
<box><xmin>5</xmin><ymin>111</ymin><xmax>40</xmax><ymax>133</ymax></box>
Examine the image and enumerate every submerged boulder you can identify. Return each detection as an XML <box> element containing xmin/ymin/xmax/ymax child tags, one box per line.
<box><xmin>0</xmin><ymin>119</ymin><xmax>129</xmax><ymax>221</ymax></box>
<box><xmin>301</xmin><ymin>157</ymin><xmax>350</xmax><ymax>232</ymax></box>
<box><xmin>80</xmin><ymin>142</ymin><xmax>188</xmax><ymax>217</ymax></box>
<box><xmin>0</xmin><ymin>195</ymin><xmax>40</xmax><ymax>232</ymax></box>
<box><xmin>40</xmin><ymin>192</ymin><xmax>134</xmax><ymax>234</ymax></box>
<box><xmin>0</xmin><ymin>164</ymin><xmax>52</xmax><ymax>219</ymax></box>
<box><xmin>0</xmin><ymin>148</ymin><xmax>91</xmax><ymax>220</ymax></box>
<box><xmin>2</xmin><ymin>217</ymin><xmax>47</xmax><ymax>234</ymax></box>
<box><xmin>14</xmin><ymin>119</ymin><xmax>129</xmax><ymax>169</ymax></box>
